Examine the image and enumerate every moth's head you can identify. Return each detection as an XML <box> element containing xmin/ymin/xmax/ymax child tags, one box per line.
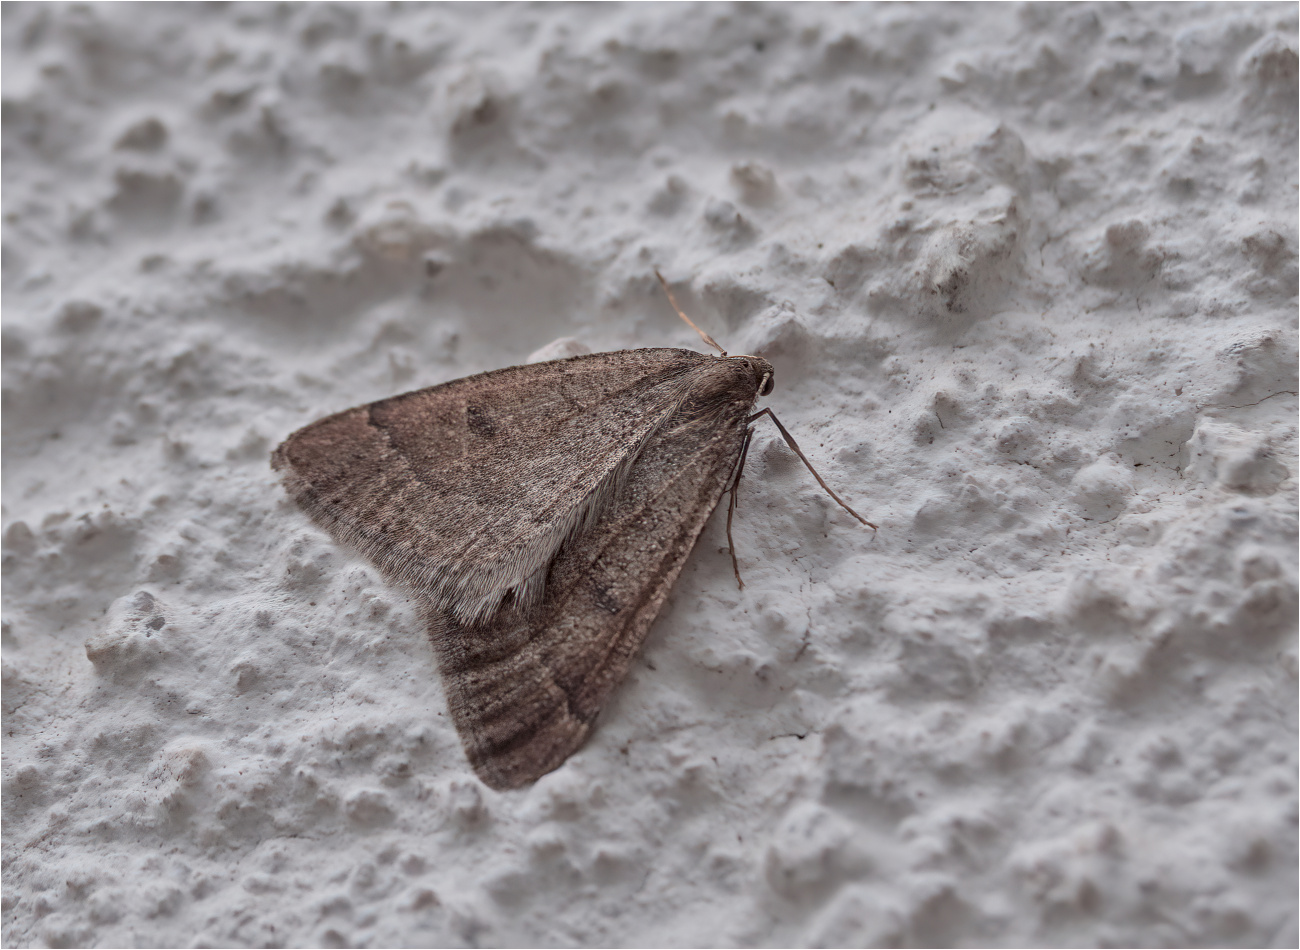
<box><xmin>727</xmin><ymin>355</ymin><xmax>775</xmax><ymax>398</ymax></box>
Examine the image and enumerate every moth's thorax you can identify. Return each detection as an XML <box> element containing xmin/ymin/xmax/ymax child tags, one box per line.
<box><xmin>671</xmin><ymin>354</ymin><xmax>773</xmax><ymax>425</ymax></box>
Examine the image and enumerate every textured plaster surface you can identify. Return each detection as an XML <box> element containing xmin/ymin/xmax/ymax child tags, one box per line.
<box><xmin>3</xmin><ymin>3</ymin><xmax>1297</xmax><ymax>947</ymax></box>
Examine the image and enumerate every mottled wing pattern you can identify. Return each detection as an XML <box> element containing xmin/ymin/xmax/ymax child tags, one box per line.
<box><xmin>429</xmin><ymin>398</ymin><xmax>751</xmax><ymax>789</ymax></box>
<box><xmin>273</xmin><ymin>348</ymin><xmax>709</xmax><ymax>624</ymax></box>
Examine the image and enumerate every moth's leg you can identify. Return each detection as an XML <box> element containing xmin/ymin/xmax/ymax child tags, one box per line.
<box><xmin>725</xmin><ymin>426</ymin><xmax>756</xmax><ymax>589</ymax></box>
<box><xmin>747</xmin><ymin>407</ymin><xmax>878</xmax><ymax>530</ymax></box>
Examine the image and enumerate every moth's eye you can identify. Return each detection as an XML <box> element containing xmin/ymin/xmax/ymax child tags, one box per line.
<box><xmin>760</xmin><ymin>373</ymin><xmax>774</xmax><ymax>397</ymax></box>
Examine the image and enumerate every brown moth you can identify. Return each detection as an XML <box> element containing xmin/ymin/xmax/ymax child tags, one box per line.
<box><xmin>272</xmin><ymin>274</ymin><xmax>871</xmax><ymax>790</ymax></box>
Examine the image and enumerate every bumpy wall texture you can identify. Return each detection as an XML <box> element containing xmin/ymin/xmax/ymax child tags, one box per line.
<box><xmin>3</xmin><ymin>3</ymin><xmax>1297</xmax><ymax>947</ymax></box>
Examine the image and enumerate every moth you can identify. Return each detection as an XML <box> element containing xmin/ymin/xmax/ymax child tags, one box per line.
<box><xmin>272</xmin><ymin>272</ymin><xmax>871</xmax><ymax>789</ymax></box>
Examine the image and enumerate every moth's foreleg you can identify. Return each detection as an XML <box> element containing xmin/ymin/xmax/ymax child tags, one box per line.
<box><xmin>746</xmin><ymin>407</ymin><xmax>877</xmax><ymax>531</ymax></box>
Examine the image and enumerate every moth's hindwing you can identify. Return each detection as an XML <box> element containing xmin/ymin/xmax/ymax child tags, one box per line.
<box><xmin>430</xmin><ymin>395</ymin><xmax>751</xmax><ymax>789</ymax></box>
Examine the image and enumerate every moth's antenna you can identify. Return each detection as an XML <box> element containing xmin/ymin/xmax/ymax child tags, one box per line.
<box><xmin>655</xmin><ymin>268</ymin><xmax>727</xmax><ymax>356</ymax></box>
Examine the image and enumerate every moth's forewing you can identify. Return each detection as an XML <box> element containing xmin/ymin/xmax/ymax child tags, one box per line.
<box><xmin>273</xmin><ymin>349</ymin><xmax>710</xmax><ymax>624</ymax></box>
